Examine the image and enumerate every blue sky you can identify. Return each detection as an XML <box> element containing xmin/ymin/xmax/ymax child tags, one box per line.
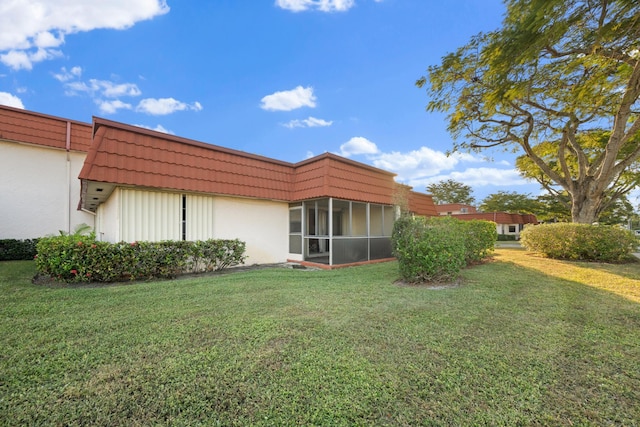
<box><xmin>0</xmin><ymin>0</ymin><xmax>542</xmax><ymax>203</ymax></box>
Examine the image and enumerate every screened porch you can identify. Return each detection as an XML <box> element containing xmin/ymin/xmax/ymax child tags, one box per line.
<box><xmin>288</xmin><ymin>198</ymin><xmax>396</xmax><ymax>266</ymax></box>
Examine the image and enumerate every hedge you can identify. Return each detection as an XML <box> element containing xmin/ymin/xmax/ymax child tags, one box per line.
<box><xmin>520</xmin><ymin>223</ymin><xmax>636</xmax><ymax>262</ymax></box>
<box><xmin>0</xmin><ymin>239</ymin><xmax>39</xmax><ymax>261</ymax></box>
<box><xmin>35</xmin><ymin>235</ymin><xmax>247</xmax><ymax>283</ymax></box>
<box><xmin>392</xmin><ymin>216</ymin><xmax>496</xmax><ymax>283</ymax></box>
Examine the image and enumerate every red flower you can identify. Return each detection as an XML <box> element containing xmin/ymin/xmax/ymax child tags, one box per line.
<box><xmin>86</xmin><ymin>273</ymin><xmax>91</xmax><ymax>277</ymax></box>
<box><xmin>70</xmin><ymin>269</ymin><xmax>78</xmax><ymax>275</ymax></box>
<box><xmin>33</xmin><ymin>254</ymin><xmax>38</xmax><ymax>259</ymax></box>
<box><xmin>91</xmin><ymin>244</ymin><xmax>97</xmax><ymax>248</ymax></box>
<box><xmin>77</xmin><ymin>241</ymin><xmax>83</xmax><ymax>246</ymax></box>
<box><xmin>131</xmin><ymin>242</ymin><xmax>137</xmax><ymax>246</ymax></box>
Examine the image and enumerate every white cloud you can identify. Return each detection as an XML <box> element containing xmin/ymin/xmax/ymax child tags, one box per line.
<box><xmin>261</xmin><ymin>86</ymin><xmax>316</xmax><ymax>111</ymax></box>
<box><xmin>65</xmin><ymin>78</ymin><xmax>141</xmax><ymax>98</ymax></box>
<box><xmin>372</xmin><ymin>146</ymin><xmax>461</xmax><ymax>179</ymax></box>
<box><xmin>53</xmin><ymin>66</ymin><xmax>82</xmax><ymax>82</ymax></box>
<box><xmin>283</xmin><ymin>116</ymin><xmax>333</xmax><ymax>128</ymax></box>
<box><xmin>340</xmin><ymin>143</ymin><xmax>530</xmax><ymax>192</ymax></box>
<box><xmin>0</xmin><ymin>48</ymin><xmax>62</xmax><ymax>70</ymax></box>
<box><xmin>96</xmin><ymin>99</ymin><xmax>132</xmax><ymax>114</ymax></box>
<box><xmin>0</xmin><ymin>0</ymin><xmax>169</xmax><ymax>70</ymax></box>
<box><xmin>133</xmin><ymin>123</ymin><xmax>175</xmax><ymax>134</ymax></box>
<box><xmin>136</xmin><ymin>97</ymin><xmax>203</xmax><ymax>115</ymax></box>
<box><xmin>340</xmin><ymin>136</ymin><xmax>380</xmax><ymax>157</ymax></box>
<box><xmin>275</xmin><ymin>0</ymin><xmax>355</xmax><ymax>12</ymax></box>
<box><xmin>52</xmin><ymin>68</ymin><xmax>201</xmax><ymax>117</ymax></box>
<box><xmin>413</xmin><ymin>167</ymin><xmax>530</xmax><ymax>190</ymax></box>
<box><xmin>0</xmin><ymin>92</ymin><xmax>25</xmax><ymax>108</ymax></box>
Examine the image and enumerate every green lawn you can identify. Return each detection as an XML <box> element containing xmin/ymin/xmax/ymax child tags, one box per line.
<box><xmin>1</xmin><ymin>249</ymin><xmax>639</xmax><ymax>426</ymax></box>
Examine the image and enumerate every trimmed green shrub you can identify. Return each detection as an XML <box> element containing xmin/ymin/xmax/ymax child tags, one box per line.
<box><xmin>459</xmin><ymin>219</ymin><xmax>498</xmax><ymax>264</ymax></box>
<box><xmin>520</xmin><ymin>223</ymin><xmax>636</xmax><ymax>262</ymax></box>
<box><xmin>497</xmin><ymin>234</ymin><xmax>518</xmax><ymax>241</ymax></box>
<box><xmin>392</xmin><ymin>216</ymin><xmax>497</xmax><ymax>283</ymax></box>
<box><xmin>420</xmin><ymin>217</ymin><xmax>496</xmax><ymax>265</ymax></box>
<box><xmin>35</xmin><ymin>236</ymin><xmax>247</xmax><ymax>283</ymax></box>
<box><xmin>392</xmin><ymin>216</ymin><xmax>466</xmax><ymax>283</ymax></box>
<box><xmin>0</xmin><ymin>239</ymin><xmax>39</xmax><ymax>261</ymax></box>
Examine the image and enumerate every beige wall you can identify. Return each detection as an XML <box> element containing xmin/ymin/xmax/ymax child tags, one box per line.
<box><xmin>212</xmin><ymin>196</ymin><xmax>289</xmax><ymax>265</ymax></box>
<box><xmin>0</xmin><ymin>140</ymin><xmax>94</xmax><ymax>239</ymax></box>
<box><xmin>96</xmin><ymin>188</ymin><xmax>289</xmax><ymax>265</ymax></box>
<box><xmin>96</xmin><ymin>188</ymin><xmax>120</xmax><ymax>242</ymax></box>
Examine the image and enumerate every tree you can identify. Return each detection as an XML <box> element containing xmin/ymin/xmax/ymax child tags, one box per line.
<box><xmin>479</xmin><ymin>191</ymin><xmax>540</xmax><ymax>214</ymax></box>
<box><xmin>535</xmin><ymin>193</ymin><xmax>572</xmax><ymax>223</ymax></box>
<box><xmin>426</xmin><ymin>179</ymin><xmax>475</xmax><ymax>205</ymax></box>
<box><xmin>597</xmin><ymin>195</ymin><xmax>635</xmax><ymax>225</ymax></box>
<box><xmin>515</xmin><ymin>130</ymin><xmax>640</xmax><ymax>220</ymax></box>
<box><xmin>533</xmin><ymin>190</ymin><xmax>634</xmax><ymax>224</ymax></box>
<box><xmin>417</xmin><ymin>0</ymin><xmax>640</xmax><ymax>223</ymax></box>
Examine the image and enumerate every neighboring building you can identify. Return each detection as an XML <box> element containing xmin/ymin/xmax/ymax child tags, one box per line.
<box><xmin>0</xmin><ymin>107</ymin><xmax>95</xmax><ymax>239</ymax></box>
<box><xmin>1</xmin><ymin>105</ymin><xmax>438</xmax><ymax>267</ymax></box>
<box><xmin>435</xmin><ymin>203</ymin><xmax>537</xmax><ymax>239</ymax></box>
<box><xmin>435</xmin><ymin>203</ymin><xmax>477</xmax><ymax>215</ymax></box>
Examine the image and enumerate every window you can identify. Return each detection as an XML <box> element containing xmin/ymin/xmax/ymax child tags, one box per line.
<box><xmin>461</xmin><ymin>208</ymin><xmax>468</xmax><ymax>213</ymax></box>
<box><xmin>289</xmin><ymin>208</ymin><xmax>301</xmax><ymax>233</ymax></box>
<box><xmin>508</xmin><ymin>225</ymin><xmax>516</xmax><ymax>233</ymax></box>
<box><xmin>289</xmin><ymin>206</ymin><xmax>302</xmax><ymax>254</ymax></box>
<box><xmin>181</xmin><ymin>195</ymin><xmax>187</xmax><ymax>240</ymax></box>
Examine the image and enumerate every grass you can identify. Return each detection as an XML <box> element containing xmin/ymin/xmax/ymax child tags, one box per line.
<box><xmin>1</xmin><ymin>249</ymin><xmax>639</xmax><ymax>426</ymax></box>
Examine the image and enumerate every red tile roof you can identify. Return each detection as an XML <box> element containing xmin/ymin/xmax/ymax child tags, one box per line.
<box><xmin>450</xmin><ymin>212</ymin><xmax>538</xmax><ymax>225</ymax></box>
<box><xmin>1</xmin><ymin>106</ymin><xmax>437</xmax><ymax>217</ymax></box>
<box><xmin>292</xmin><ymin>154</ymin><xmax>397</xmax><ymax>205</ymax></box>
<box><xmin>435</xmin><ymin>203</ymin><xmax>477</xmax><ymax>214</ymax></box>
<box><xmin>408</xmin><ymin>192</ymin><xmax>439</xmax><ymax>217</ymax></box>
<box><xmin>81</xmin><ymin>119</ymin><xmax>294</xmax><ymax>201</ymax></box>
<box><xmin>79</xmin><ymin>118</ymin><xmax>437</xmax><ymax>215</ymax></box>
<box><xmin>0</xmin><ymin>105</ymin><xmax>91</xmax><ymax>152</ymax></box>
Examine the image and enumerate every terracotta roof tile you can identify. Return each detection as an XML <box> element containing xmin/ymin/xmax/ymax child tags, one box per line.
<box><xmin>73</xmin><ymin>117</ymin><xmax>439</xmax><ymax>214</ymax></box>
<box><xmin>447</xmin><ymin>212</ymin><xmax>538</xmax><ymax>225</ymax></box>
<box><xmin>435</xmin><ymin>203</ymin><xmax>477</xmax><ymax>214</ymax></box>
<box><xmin>0</xmin><ymin>105</ymin><xmax>91</xmax><ymax>152</ymax></box>
<box><xmin>408</xmin><ymin>192</ymin><xmax>439</xmax><ymax>217</ymax></box>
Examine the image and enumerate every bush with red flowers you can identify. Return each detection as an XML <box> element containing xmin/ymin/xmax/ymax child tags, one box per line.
<box><xmin>35</xmin><ymin>235</ymin><xmax>247</xmax><ymax>283</ymax></box>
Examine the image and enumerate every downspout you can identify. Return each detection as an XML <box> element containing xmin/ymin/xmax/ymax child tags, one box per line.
<box><xmin>65</xmin><ymin>121</ymin><xmax>71</xmax><ymax>235</ymax></box>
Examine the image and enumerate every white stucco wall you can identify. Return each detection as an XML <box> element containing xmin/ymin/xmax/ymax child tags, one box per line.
<box><xmin>0</xmin><ymin>140</ymin><xmax>94</xmax><ymax>239</ymax></box>
<box><xmin>95</xmin><ymin>188</ymin><xmax>289</xmax><ymax>265</ymax></box>
<box><xmin>96</xmin><ymin>188</ymin><xmax>121</xmax><ymax>242</ymax></box>
<box><xmin>212</xmin><ymin>196</ymin><xmax>289</xmax><ymax>265</ymax></box>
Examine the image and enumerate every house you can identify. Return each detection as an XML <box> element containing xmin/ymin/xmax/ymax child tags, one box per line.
<box><xmin>435</xmin><ymin>204</ymin><xmax>537</xmax><ymax>239</ymax></box>
<box><xmin>1</xmin><ymin>105</ymin><xmax>438</xmax><ymax>268</ymax></box>
<box><xmin>435</xmin><ymin>203</ymin><xmax>477</xmax><ymax>215</ymax></box>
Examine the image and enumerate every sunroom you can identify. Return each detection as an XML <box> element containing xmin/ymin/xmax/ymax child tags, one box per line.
<box><xmin>288</xmin><ymin>198</ymin><xmax>397</xmax><ymax>267</ymax></box>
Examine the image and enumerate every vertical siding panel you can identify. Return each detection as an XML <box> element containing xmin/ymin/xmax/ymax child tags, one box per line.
<box><xmin>120</xmin><ymin>189</ymin><xmax>180</xmax><ymax>242</ymax></box>
<box><xmin>187</xmin><ymin>194</ymin><xmax>215</xmax><ymax>240</ymax></box>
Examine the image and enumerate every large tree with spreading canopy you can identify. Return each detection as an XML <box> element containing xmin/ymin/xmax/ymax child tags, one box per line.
<box><xmin>417</xmin><ymin>0</ymin><xmax>640</xmax><ymax>223</ymax></box>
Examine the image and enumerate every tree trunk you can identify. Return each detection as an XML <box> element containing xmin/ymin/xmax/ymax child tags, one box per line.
<box><xmin>570</xmin><ymin>190</ymin><xmax>602</xmax><ymax>224</ymax></box>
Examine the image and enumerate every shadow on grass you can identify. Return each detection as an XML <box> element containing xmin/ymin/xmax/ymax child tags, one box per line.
<box><xmin>492</xmin><ymin>248</ymin><xmax>640</xmax><ymax>304</ymax></box>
